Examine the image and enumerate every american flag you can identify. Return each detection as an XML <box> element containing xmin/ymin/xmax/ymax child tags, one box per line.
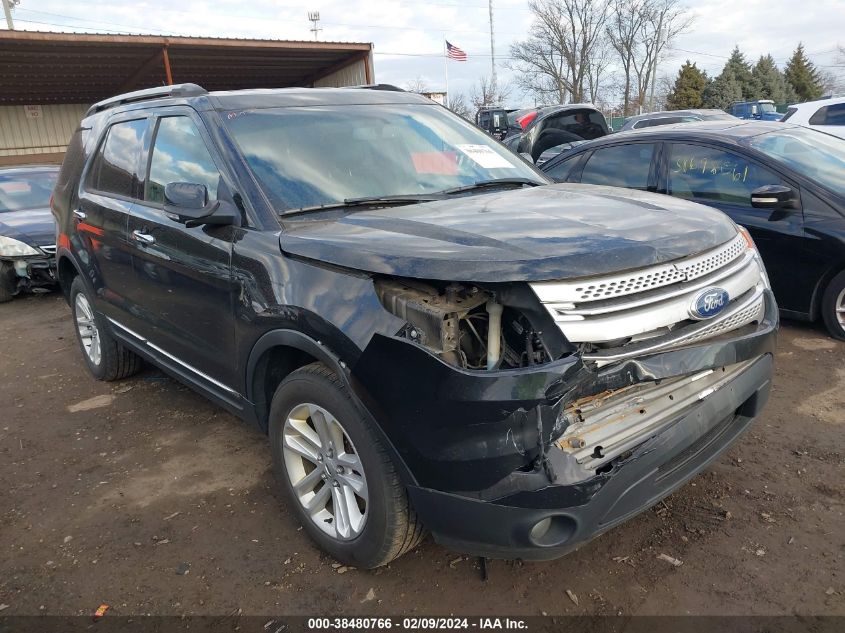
<box><xmin>446</xmin><ymin>40</ymin><xmax>467</xmax><ymax>62</ymax></box>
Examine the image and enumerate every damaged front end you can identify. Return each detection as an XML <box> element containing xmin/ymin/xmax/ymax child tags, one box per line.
<box><xmin>0</xmin><ymin>244</ymin><xmax>58</xmax><ymax>299</ymax></box>
<box><xmin>350</xmin><ymin>232</ymin><xmax>778</xmax><ymax>559</ymax></box>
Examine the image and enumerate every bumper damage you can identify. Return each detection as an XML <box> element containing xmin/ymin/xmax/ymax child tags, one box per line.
<box><xmin>1</xmin><ymin>254</ymin><xmax>57</xmax><ymax>295</ymax></box>
<box><xmin>351</xmin><ymin>289</ymin><xmax>778</xmax><ymax>559</ymax></box>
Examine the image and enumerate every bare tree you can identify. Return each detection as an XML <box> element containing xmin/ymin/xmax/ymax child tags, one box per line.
<box><xmin>508</xmin><ymin>0</ymin><xmax>612</xmax><ymax>104</ymax></box>
<box><xmin>447</xmin><ymin>93</ymin><xmax>472</xmax><ymax>119</ymax></box>
<box><xmin>631</xmin><ymin>0</ymin><xmax>692</xmax><ymax>113</ymax></box>
<box><xmin>606</xmin><ymin>0</ymin><xmax>691</xmax><ymax>115</ymax></box>
<box><xmin>404</xmin><ymin>76</ymin><xmax>430</xmax><ymax>93</ymax></box>
<box><xmin>469</xmin><ymin>75</ymin><xmax>512</xmax><ymax>109</ymax></box>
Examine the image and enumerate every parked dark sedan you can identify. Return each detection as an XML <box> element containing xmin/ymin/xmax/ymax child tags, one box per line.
<box><xmin>540</xmin><ymin>121</ymin><xmax>845</xmax><ymax>339</ymax></box>
<box><xmin>0</xmin><ymin>165</ymin><xmax>60</xmax><ymax>302</ymax></box>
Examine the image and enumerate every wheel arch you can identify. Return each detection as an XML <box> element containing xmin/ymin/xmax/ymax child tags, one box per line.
<box><xmin>56</xmin><ymin>253</ymin><xmax>82</xmax><ymax>303</ymax></box>
<box><xmin>809</xmin><ymin>259</ymin><xmax>845</xmax><ymax>321</ymax></box>
<box><xmin>246</xmin><ymin>328</ymin><xmax>418</xmax><ymax>487</ymax></box>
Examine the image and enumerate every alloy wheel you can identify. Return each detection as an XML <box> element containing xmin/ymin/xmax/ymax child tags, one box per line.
<box><xmin>837</xmin><ymin>287</ymin><xmax>845</xmax><ymax>329</ymax></box>
<box><xmin>74</xmin><ymin>293</ymin><xmax>101</xmax><ymax>366</ymax></box>
<box><xmin>282</xmin><ymin>402</ymin><xmax>368</xmax><ymax>541</ymax></box>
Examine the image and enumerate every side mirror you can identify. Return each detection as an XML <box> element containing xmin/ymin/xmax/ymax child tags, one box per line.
<box><xmin>163</xmin><ymin>182</ymin><xmax>238</xmax><ymax>227</ymax></box>
<box><xmin>750</xmin><ymin>184</ymin><xmax>797</xmax><ymax>210</ymax></box>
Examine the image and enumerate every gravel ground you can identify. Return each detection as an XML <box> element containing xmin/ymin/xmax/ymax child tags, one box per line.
<box><xmin>1</xmin><ymin>293</ymin><xmax>843</xmax><ymax>616</ymax></box>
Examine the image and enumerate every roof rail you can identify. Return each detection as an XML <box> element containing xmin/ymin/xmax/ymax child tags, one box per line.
<box><xmin>344</xmin><ymin>83</ymin><xmax>405</xmax><ymax>92</ymax></box>
<box><xmin>85</xmin><ymin>83</ymin><xmax>208</xmax><ymax>117</ymax></box>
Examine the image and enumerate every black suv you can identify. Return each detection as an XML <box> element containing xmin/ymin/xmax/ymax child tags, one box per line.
<box><xmin>53</xmin><ymin>84</ymin><xmax>777</xmax><ymax>568</ymax></box>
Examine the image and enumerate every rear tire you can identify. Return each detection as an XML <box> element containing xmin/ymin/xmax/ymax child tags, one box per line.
<box><xmin>0</xmin><ymin>262</ymin><xmax>16</xmax><ymax>303</ymax></box>
<box><xmin>268</xmin><ymin>362</ymin><xmax>425</xmax><ymax>568</ymax></box>
<box><xmin>821</xmin><ymin>271</ymin><xmax>845</xmax><ymax>342</ymax></box>
<box><xmin>69</xmin><ymin>276</ymin><xmax>142</xmax><ymax>381</ymax></box>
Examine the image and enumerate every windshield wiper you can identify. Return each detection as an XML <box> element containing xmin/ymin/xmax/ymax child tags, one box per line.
<box><xmin>436</xmin><ymin>178</ymin><xmax>545</xmax><ymax>196</ymax></box>
<box><xmin>279</xmin><ymin>194</ymin><xmax>443</xmax><ymax>218</ymax></box>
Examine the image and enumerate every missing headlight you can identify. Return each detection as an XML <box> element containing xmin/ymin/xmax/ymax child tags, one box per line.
<box><xmin>375</xmin><ymin>278</ymin><xmax>552</xmax><ymax>370</ymax></box>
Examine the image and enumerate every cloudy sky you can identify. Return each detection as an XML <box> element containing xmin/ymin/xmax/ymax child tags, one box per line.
<box><xmin>7</xmin><ymin>0</ymin><xmax>844</xmax><ymax>105</ymax></box>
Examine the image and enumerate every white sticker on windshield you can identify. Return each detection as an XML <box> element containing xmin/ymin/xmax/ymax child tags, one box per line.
<box><xmin>456</xmin><ymin>144</ymin><xmax>515</xmax><ymax>169</ymax></box>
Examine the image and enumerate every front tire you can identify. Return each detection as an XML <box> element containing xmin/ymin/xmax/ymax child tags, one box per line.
<box><xmin>269</xmin><ymin>362</ymin><xmax>425</xmax><ymax>568</ymax></box>
<box><xmin>69</xmin><ymin>276</ymin><xmax>142</xmax><ymax>381</ymax></box>
<box><xmin>821</xmin><ymin>271</ymin><xmax>845</xmax><ymax>342</ymax></box>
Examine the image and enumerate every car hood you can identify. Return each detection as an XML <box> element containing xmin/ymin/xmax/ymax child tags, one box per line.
<box><xmin>0</xmin><ymin>206</ymin><xmax>55</xmax><ymax>248</ymax></box>
<box><xmin>279</xmin><ymin>184</ymin><xmax>738</xmax><ymax>282</ymax></box>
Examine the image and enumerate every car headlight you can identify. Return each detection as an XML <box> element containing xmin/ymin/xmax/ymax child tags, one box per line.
<box><xmin>737</xmin><ymin>226</ymin><xmax>771</xmax><ymax>290</ymax></box>
<box><xmin>0</xmin><ymin>235</ymin><xmax>41</xmax><ymax>257</ymax></box>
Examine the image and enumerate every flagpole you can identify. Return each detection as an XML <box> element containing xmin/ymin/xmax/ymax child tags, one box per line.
<box><xmin>443</xmin><ymin>39</ymin><xmax>449</xmax><ymax>103</ymax></box>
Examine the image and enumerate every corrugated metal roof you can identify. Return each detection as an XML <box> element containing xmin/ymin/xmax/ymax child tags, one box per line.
<box><xmin>10</xmin><ymin>30</ymin><xmax>372</xmax><ymax>46</ymax></box>
<box><xmin>0</xmin><ymin>31</ymin><xmax>374</xmax><ymax>104</ymax></box>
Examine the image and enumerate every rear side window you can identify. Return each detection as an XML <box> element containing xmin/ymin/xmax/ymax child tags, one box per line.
<box><xmin>579</xmin><ymin>144</ymin><xmax>655</xmax><ymax>190</ymax></box>
<box><xmin>780</xmin><ymin>107</ymin><xmax>797</xmax><ymax>122</ymax></box>
<box><xmin>146</xmin><ymin>116</ymin><xmax>220</xmax><ymax>204</ymax></box>
<box><xmin>809</xmin><ymin>104</ymin><xmax>845</xmax><ymax>126</ymax></box>
<box><xmin>86</xmin><ymin>119</ymin><xmax>146</xmax><ymax>198</ymax></box>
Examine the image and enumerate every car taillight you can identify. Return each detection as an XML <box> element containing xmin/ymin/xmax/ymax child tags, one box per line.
<box><xmin>517</xmin><ymin>112</ymin><xmax>538</xmax><ymax>129</ymax></box>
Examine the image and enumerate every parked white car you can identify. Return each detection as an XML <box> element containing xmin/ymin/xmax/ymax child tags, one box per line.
<box><xmin>781</xmin><ymin>97</ymin><xmax>845</xmax><ymax>139</ymax></box>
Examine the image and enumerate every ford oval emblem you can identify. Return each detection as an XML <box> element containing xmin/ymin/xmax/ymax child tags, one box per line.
<box><xmin>690</xmin><ymin>287</ymin><xmax>730</xmax><ymax>320</ymax></box>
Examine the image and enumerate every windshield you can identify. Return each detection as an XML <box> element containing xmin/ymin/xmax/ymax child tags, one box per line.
<box><xmin>745</xmin><ymin>128</ymin><xmax>845</xmax><ymax>197</ymax></box>
<box><xmin>224</xmin><ymin>104</ymin><xmax>544</xmax><ymax>211</ymax></box>
<box><xmin>0</xmin><ymin>170</ymin><xmax>57</xmax><ymax>213</ymax></box>
<box><xmin>758</xmin><ymin>102</ymin><xmax>776</xmax><ymax>114</ymax></box>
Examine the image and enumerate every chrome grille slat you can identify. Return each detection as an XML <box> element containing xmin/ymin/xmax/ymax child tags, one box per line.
<box><xmin>40</xmin><ymin>245</ymin><xmax>57</xmax><ymax>255</ymax></box>
<box><xmin>530</xmin><ymin>233</ymin><xmax>766</xmax><ymax>352</ymax></box>
<box><xmin>531</xmin><ymin>234</ymin><xmax>747</xmax><ymax>305</ymax></box>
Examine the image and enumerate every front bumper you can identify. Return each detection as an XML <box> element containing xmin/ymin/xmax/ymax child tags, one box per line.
<box><xmin>352</xmin><ymin>288</ymin><xmax>778</xmax><ymax>559</ymax></box>
<box><xmin>408</xmin><ymin>353</ymin><xmax>771</xmax><ymax>559</ymax></box>
<box><xmin>1</xmin><ymin>254</ymin><xmax>57</xmax><ymax>293</ymax></box>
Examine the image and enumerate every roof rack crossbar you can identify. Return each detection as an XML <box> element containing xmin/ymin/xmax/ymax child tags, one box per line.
<box><xmin>85</xmin><ymin>83</ymin><xmax>208</xmax><ymax>117</ymax></box>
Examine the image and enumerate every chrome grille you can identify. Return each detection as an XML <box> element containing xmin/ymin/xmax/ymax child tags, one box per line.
<box><xmin>40</xmin><ymin>245</ymin><xmax>57</xmax><ymax>255</ymax></box>
<box><xmin>530</xmin><ymin>234</ymin><xmax>767</xmax><ymax>356</ymax></box>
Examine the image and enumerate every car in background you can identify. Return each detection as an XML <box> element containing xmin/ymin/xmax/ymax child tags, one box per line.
<box><xmin>540</xmin><ymin>121</ymin><xmax>845</xmax><ymax>340</ymax></box>
<box><xmin>475</xmin><ymin>107</ymin><xmax>517</xmax><ymax>141</ymax></box>
<box><xmin>509</xmin><ymin>104</ymin><xmax>610</xmax><ymax>163</ymax></box>
<box><xmin>781</xmin><ymin>96</ymin><xmax>845</xmax><ymax>139</ymax></box>
<box><xmin>0</xmin><ymin>165</ymin><xmax>59</xmax><ymax>302</ymax></box>
<box><xmin>729</xmin><ymin>100</ymin><xmax>782</xmax><ymax>121</ymax></box>
<box><xmin>621</xmin><ymin>109</ymin><xmax>736</xmax><ymax>131</ymax></box>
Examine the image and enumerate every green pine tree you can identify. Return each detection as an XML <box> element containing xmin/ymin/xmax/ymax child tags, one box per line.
<box><xmin>723</xmin><ymin>46</ymin><xmax>755</xmax><ymax>99</ymax></box>
<box><xmin>702</xmin><ymin>68</ymin><xmax>743</xmax><ymax>110</ymax></box>
<box><xmin>784</xmin><ymin>43</ymin><xmax>824</xmax><ymax>102</ymax></box>
<box><xmin>667</xmin><ymin>61</ymin><xmax>708</xmax><ymax>110</ymax></box>
<box><xmin>751</xmin><ymin>54</ymin><xmax>795</xmax><ymax>104</ymax></box>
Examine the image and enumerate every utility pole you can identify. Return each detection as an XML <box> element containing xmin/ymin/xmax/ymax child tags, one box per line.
<box><xmin>2</xmin><ymin>0</ymin><xmax>15</xmax><ymax>31</ymax></box>
<box><xmin>488</xmin><ymin>0</ymin><xmax>497</xmax><ymax>102</ymax></box>
<box><xmin>307</xmin><ymin>11</ymin><xmax>322</xmax><ymax>41</ymax></box>
<box><xmin>648</xmin><ymin>12</ymin><xmax>664</xmax><ymax>112</ymax></box>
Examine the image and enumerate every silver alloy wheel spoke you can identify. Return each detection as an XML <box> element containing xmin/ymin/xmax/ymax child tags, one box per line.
<box><xmin>75</xmin><ymin>293</ymin><xmax>101</xmax><ymax>366</ymax></box>
<box><xmin>837</xmin><ymin>288</ymin><xmax>845</xmax><ymax>327</ymax></box>
<box><xmin>282</xmin><ymin>402</ymin><xmax>369</xmax><ymax>541</ymax></box>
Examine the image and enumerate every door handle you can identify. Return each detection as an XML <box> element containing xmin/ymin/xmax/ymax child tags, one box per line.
<box><xmin>73</xmin><ymin>210</ymin><xmax>86</xmax><ymax>221</ymax></box>
<box><xmin>132</xmin><ymin>230</ymin><xmax>155</xmax><ymax>245</ymax></box>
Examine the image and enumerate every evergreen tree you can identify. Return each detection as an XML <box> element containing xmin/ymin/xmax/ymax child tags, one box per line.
<box><xmin>784</xmin><ymin>43</ymin><xmax>824</xmax><ymax>101</ymax></box>
<box><xmin>702</xmin><ymin>68</ymin><xmax>743</xmax><ymax>110</ymax></box>
<box><xmin>723</xmin><ymin>46</ymin><xmax>754</xmax><ymax>98</ymax></box>
<box><xmin>751</xmin><ymin>54</ymin><xmax>795</xmax><ymax>104</ymax></box>
<box><xmin>666</xmin><ymin>61</ymin><xmax>707</xmax><ymax>110</ymax></box>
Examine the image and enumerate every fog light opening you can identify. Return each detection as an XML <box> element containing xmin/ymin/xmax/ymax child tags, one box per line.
<box><xmin>527</xmin><ymin>515</ymin><xmax>577</xmax><ymax>547</ymax></box>
<box><xmin>529</xmin><ymin>517</ymin><xmax>552</xmax><ymax>542</ymax></box>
